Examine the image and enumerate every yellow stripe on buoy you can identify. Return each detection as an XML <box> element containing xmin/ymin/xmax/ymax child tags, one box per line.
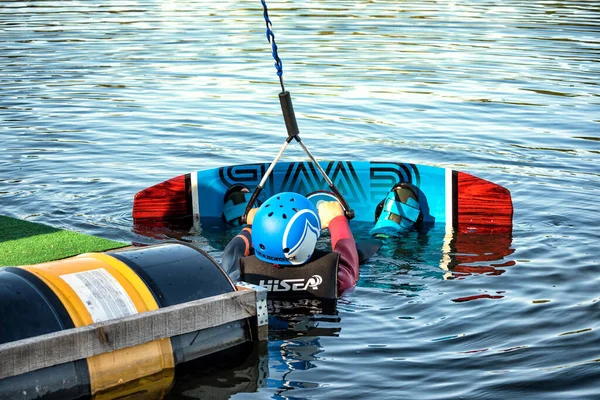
<box><xmin>20</xmin><ymin>252</ymin><xmax>175</xmax><ymax>399</ymax></box>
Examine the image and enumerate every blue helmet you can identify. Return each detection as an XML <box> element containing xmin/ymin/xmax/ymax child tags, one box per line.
<box><xmin>252</xmin><ymin>192</ymin><xmax>321</xmax><ymax>266</ymax></box>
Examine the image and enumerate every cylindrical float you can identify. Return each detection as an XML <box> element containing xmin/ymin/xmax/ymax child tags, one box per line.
<box><xmin>0</xmin><ymin>243</ymin><xmax>250</xmax><ymax>400</ymax></box>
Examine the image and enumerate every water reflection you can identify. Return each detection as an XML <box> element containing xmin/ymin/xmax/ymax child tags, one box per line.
<box><xmin>161</xmin><ymin>299</ymin><xmax>336</xmax><ymax>399</ymax></box>
<box><xmin>359</xmin><ymin>227</ymin><xmax>514</xmax><ymax>292</ymax></box>
<box><xmin>165</xmin><ymin>343</ymin><xmax>268</xmax><ymax>400</ymax></box>
<box><xmin>264</xmin><ymin>302</ymin><xmax>339</xmax><ymax>397</ymax></box>
<box><xmin>268</xmin><ymin>299</ymin><xmax>340</xmax><ymax>340</ymax></box>
<box><xmin>267</xmin><ymin>337</ymin><xmax>324</xmax><ymax>396</ymax></box>
<box><xmin>442</xmin><ymin>230</ymin><xmax>515</xmax><ymax>278</ymax></box>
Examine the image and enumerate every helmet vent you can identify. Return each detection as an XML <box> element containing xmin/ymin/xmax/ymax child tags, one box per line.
<box><xmin>268</xmin><ymin>212</ymin><xmax>274</xmax><ymax>217</ymax></box>
<box><xmin>292</xmin><ymin>208</ymin><xmax>298</xmax><ymax>212</ymax></box>
<box><xmin>282</xmin><ymin>213</ymin><xmax>287</xmax><ymax>219</ymax></box>
<box><xmin>283</xmin><ymin>247</ymin><xmax>290</xmax><ymax>253</ymax></box>
<box><xmin>290</xmin><ymin>198</ymin><xmax>295</xmax><ymax>202</ymax></box>
<box><xmin>259</xmin><ymin>244</ymin><xmax>266</xmax><ymax>250</ymax></box>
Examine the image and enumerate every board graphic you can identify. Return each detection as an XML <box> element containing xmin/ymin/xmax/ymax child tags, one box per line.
<box><xmin>133</xmin><ymin>161</ymin><xmax>513</xmax><ymax>235</ymax></box>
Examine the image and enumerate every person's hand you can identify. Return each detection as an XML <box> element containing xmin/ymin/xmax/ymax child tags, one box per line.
<box><xmin>317</xmin><ymin>201</ymin><xmax>344</xmax><ymax>230</ymax></box>
<box><xmin>246</xmin><ymin>207</ymin><xmax>259</xmax><ymax>225</ymax></box>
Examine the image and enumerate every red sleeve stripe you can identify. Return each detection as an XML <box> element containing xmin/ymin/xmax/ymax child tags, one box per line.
<box><xmin>328</xmin><ymin>215</ymin><xmax>353</xmax><ymax>248</ymax></box>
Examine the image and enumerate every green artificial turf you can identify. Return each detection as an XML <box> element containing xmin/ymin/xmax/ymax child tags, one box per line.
<box><xmin>0</xmin><ymin>215</ymin><xmax>128</xmax><ymax>266</ymax></box>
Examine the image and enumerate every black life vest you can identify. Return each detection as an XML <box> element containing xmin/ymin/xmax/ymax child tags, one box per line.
<box><xmin>240</xmin><ymin>250</ymin><xmax>339</xmax><ymax>299</ymax></box>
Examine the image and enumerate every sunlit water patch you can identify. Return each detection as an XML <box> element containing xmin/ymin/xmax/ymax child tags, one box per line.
<box><xmin>1</xmin><ymin>0</ymin><xmax>599</xmax><ymax>398</ymax></box>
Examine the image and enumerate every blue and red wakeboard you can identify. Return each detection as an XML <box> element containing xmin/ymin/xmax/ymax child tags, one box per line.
<box><xmin>132</xmin><ymin>161</ymin><xmax>512</xmax><ymax>235</ymax></box>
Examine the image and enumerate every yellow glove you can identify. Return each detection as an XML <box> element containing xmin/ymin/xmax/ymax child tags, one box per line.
<box><xmin>246</xmin><ymin>207</ymin><xmax>259</xmax><ymax>225</ymax></box>
<box><xmin>317</xmin><ymin>201</ymin><xmax>344</xmax><ymax>230</ymax></box>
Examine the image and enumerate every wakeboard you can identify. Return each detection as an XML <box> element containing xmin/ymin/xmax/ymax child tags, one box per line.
<box><xmin>132</xmin><ymin>161</ymin><xmax>512</xmax><ymax>234</ymax></box>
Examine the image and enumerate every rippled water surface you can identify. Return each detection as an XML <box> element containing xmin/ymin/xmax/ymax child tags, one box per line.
<box><xmin>1</xmin><ymin>1</ymin><xmax>599</xmax><ymax>399</ymax></box>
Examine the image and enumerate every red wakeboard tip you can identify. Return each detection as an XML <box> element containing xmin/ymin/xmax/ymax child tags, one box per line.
<box><xmin>132</xmin><ymin>174</ymin><xmax>191</xmax><ymax>222</ymax></box>
<box><xmin>456</xmin><ymin>171</ymin><xmax>513</xmax><ymax>234</ymax></box>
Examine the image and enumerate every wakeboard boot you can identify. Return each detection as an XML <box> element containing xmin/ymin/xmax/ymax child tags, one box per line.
<box><xmin>369</xmin><ymin>182</ymin><xmax>423</xmax><ymax>237</ymax></box>
<box><xmin>222</xmin><ymin>184</ymin><xmax>256</xmax><ymax>226</ymax></box>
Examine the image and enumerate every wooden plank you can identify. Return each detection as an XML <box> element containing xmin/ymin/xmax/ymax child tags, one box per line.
<box><xmin>0</xmin><ymin>289</ymin><xmax>260</xmax><ymax>380</ymax></box>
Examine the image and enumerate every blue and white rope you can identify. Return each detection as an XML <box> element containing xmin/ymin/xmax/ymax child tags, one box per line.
<box><xmin>261</xmin><ymin>0</ymin><xmax>286</xmax><ymax>91</ymax></box>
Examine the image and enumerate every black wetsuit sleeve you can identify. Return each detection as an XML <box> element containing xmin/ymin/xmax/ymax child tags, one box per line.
<box><xmin>221</xmin><ymin>226</ymin><xmax>252</xmax><ymax>282</ymax></box>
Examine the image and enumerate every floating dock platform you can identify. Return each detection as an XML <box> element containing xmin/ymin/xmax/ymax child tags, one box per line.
<box><xmin>0</xmin><ymin>216</ymin><xmax>267</xmax><ymax>399</ymax></box>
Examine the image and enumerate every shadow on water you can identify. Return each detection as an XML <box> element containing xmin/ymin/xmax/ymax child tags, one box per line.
<box><xmin>163</xmin><ymin>300</ymin><xmax>337</xmax><ymax>399</ymax></box>
<box><xmin>165</xmin><ymin>342</ymin><xmax>269</xmax><ymax>400</ymax></box>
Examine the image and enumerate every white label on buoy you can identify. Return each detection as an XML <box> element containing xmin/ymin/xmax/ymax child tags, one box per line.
<box><xmin>61</xmin><ymin>268</ymin><xmax>138</xmax><ymax>323</ymax></box>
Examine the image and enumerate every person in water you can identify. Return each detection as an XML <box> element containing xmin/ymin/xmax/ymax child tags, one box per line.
<box><xmin>221</xmin><ymin>191</ymin><xmax>360</xmax><ymax>297</ymax></box>
<box><xmin>220</xmin><ymin>182</ymin><xmax>424</xmax><ymax>298</ymax></box>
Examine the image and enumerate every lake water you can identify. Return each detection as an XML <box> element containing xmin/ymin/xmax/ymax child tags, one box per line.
<box><xmin>1</xmin><ymin>0</ymin><xmax>599</xmax><ymax>398</ymax></box>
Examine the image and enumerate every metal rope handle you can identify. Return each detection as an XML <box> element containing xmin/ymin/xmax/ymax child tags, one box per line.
<box><xmin>242</xmin><ymin>1</ymin><xmax>355</xmax><ymax>222</ymax></box>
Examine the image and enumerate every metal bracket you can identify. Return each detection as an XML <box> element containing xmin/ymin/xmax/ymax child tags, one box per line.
<box><xmin>236</xmin><ymin>281</ymin><xmax>268</xmax><ymax>328</ymax></box>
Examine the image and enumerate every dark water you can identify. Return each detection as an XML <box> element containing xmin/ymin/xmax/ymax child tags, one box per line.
<box><xmin>1</xmin><ymin>0</ymin><xmax>599</xmax><ymax>398</ymax></box>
